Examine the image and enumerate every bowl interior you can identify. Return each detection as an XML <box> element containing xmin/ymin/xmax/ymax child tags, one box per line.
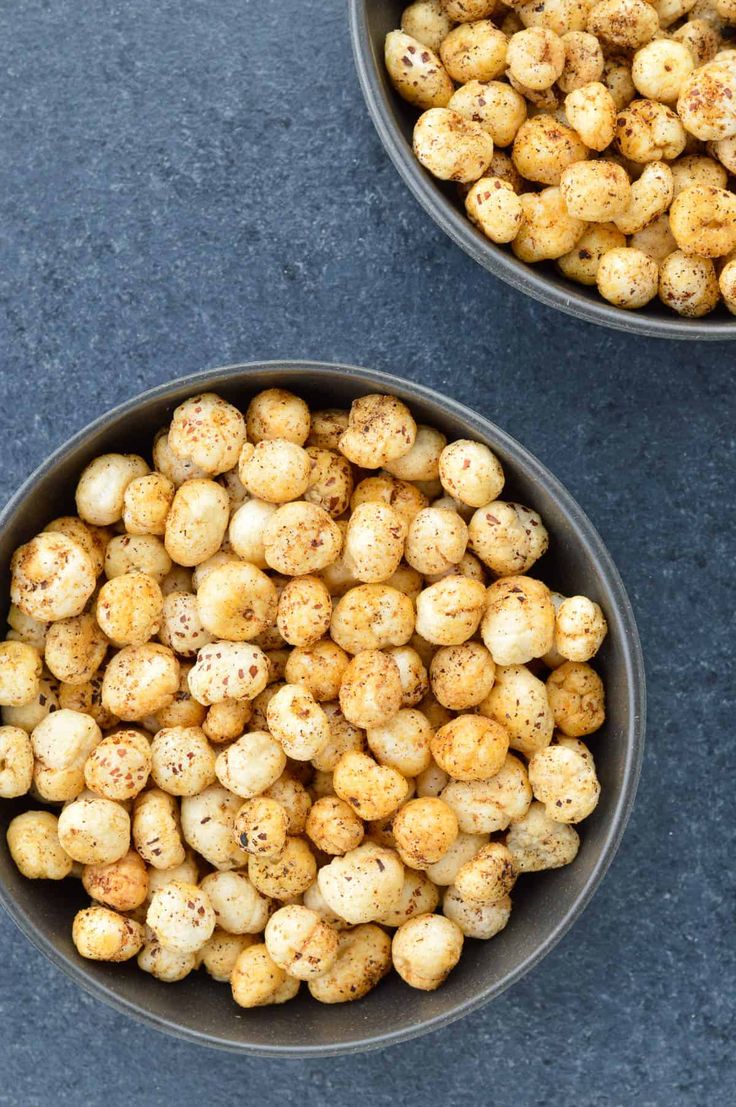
<box><xmin>350</xmin><ymin>0</ymin><xmax>736</xmax><ymax>340</ymax></box>
<box><xmin>0</xmin><ymin>362</ymin><xmax>644</xmax><ymax>1055</ymax></box>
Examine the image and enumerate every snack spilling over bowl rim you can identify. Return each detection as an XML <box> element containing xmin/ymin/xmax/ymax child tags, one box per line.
<box><xmin>0</xmin><ymin>381</ymin><xmax>618</xmax><ymax>1015</ymax></box>
<box><xmin>380</xmin><ymin>0</ymin><xmax>736</xmax><ymax>319</ymax></box>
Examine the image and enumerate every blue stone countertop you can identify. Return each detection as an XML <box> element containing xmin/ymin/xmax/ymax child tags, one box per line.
<box><xmin>0</xmin><ymin>2</ymin><xmax>733</xmax><ymax>1104</ymax></box>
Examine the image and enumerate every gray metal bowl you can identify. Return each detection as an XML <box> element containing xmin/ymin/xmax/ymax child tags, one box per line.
<box><xmin>349</xmin><ymin>0</ymin><xmax>735</xmax><ymax>340</ymax></box>
<box><xmin>0</xmin><ymin>361</ymin><xmax>645</xmax><ymax>1056</ymax></box>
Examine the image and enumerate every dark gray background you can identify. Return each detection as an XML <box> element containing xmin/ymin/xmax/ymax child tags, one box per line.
<box><xmin>0</xmin><ymin>1</ymin><xmax>733</xmax><ymax>1104</ymax></box>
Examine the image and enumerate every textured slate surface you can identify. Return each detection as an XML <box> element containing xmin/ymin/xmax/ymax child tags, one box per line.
<box><xmin>0</xmin><ymin>1</ymin><xmax>734</xmax><ymax>1104</ymax></box>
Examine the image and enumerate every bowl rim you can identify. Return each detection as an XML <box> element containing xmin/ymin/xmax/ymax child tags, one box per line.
<box><xmin>0</xmin><ymin>359</ymin><xmax>646</xmax><ymax>1056</ymax></box>
<box><xmin>348</xmin><ymin>0</ymin><xmax>736</xmax><ymax>342</ymax></box>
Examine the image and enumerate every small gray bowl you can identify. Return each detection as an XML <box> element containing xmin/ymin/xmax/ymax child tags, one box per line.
<box><xmin>349</xmin><ymin>0</ymin><xmax>736</xmax><ymax>340</ymax></box>
<box><xmin>0</xmin><ymin>361</ymin><xmax>645</xmax><ymax>1056</ymax></box>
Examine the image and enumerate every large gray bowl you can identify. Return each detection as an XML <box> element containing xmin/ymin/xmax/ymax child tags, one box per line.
<box><xmin>0</xmin><ymin>361</ymin><xmax>645</xmax><ymax>1055</ymax></box>
<box><xmin>349</xmin><ymin>0</ymin><xmax>736</xmax><ymax>340</ymax></box>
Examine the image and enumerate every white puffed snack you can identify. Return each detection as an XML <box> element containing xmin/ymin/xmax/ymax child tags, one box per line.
<box><xmin>102</xmin><ymin>643</ymin><xmax>180</xmax><ymax>721</ymax></box>
<box><xmin>180</xmin><ymin>784</ymin><xmax>248</xmax><ymax>871</ymax></box>
<box><xmin>528</xmin><ymin>737</ymin><xmax>601</xmax><ymax>823</ymax></box>
<box><xmin>597</xmin><ymin>247</ymin><xmax>659</xmax><ymax>309</ymax></box>
<box><xmin>264</xmin><ymin>904</ymin><xmax>339</xmax><ymax>980</ymax></box>
<box><xmin>146</xmin><ymin>879</ymin><xmax>216</xmax><ymax>953</ymax></box>
<box><xmin>187</xmin><ymin>641</ymin><xmax>269</xmax><ymax>705</ymax></box>
<box><xmin>334</xmin><ymin>750</ymin><xmax>409</xmax><ymax>820</ymax></box>
<box><xmin>82</xmin><ymin>848</ymin><xmax>149</xmax><ymax>912</ymax></box>
<box><xmin>479</xmin><ymin>663</ymin><xmax>554</xmax><ymax>756</ymax></box>
<box><xmin>318</xmin><ymin>842</ymin><xmax>405</xmax><ymax>925</ymax></box>
<box><xmin>343</xmin><ymin>503</ymin><xmax>407</xmax><ymax>584</ymax></box>
<box><xmin>246</xmin><ymin>388</ymin><xmax>311</xmax><ymax>444</ymax></box>
<box><xmin>308</xmin><ymin>924</ymin><xmax>392</xmax><ymax>1004</ymax></box>
<box><xmin>196</xmin><ymin>561</ymin><xmax>277</xmax><ymax>642</ymax></box>
<box><xmin>75</xmin><ymin>454</ymin><xmax>149</xmax><ymax>526</ymax></box>
<box><xmin>104</xmin><ymin>533</ymin><xmax>172</xmax><ymax>583</ymax></box>
<box><xmin>6</xmin><ymin>810</ymin><xmax>72</xmax><ymax>879</ymax></box>
<box><xmin>506</xmin><ymin>800</ymin><xmax>581</xmax><ymax>871</ymax></box>
<box><xmin>415</xmin><ymin>577</ymin><xmax>486</xmax><ymax>645</ymax></box>
<box><xmin>248</xmin><ymin>836</ymin><xmax>317</xmax><ymax>899</ymax></box>
<box><xmin>414</xmin><ymin>108</ymin><xmax>495</xmax><ymax>182</ymax></box>
<box><xmin>402</xmin><ymin>0</ymin><xmax>453</xmax><ymax>50</ymax></box>
<box><xmin>266</xmin><ymin>683</ymin><xmax>330</xmax><ymax>760</ymax></box>
<box><xmin>11</xmin><ymin>533</ymin><xmax>96</xmax><ymax>622</ymax></box>
<box><xmin>440</xmin><ymin>21</ymin><xmax>509</xmax><ymax>84</ymax></box>
<box><xmin>330</xmin><ymin>584</ymin><xmax>415</xmax><ymax>654</ymax></box>
<box><xmin>95</xmin><ymin>574</ymin><xmax>162</xmax><ymax>648</ymax></box>
<box><xmin>164</xmin><ymin>479</ymin><xmax>230</xmax><ymax>566</ymax></box>
<box><xmin>43</xmin><ymin>516</ymin><xmax>108</xmax><ymax>577</ymax></box>
<box><xmin>392</xmin><ymin>797</ymin><xmax>459</xmax><ymax>868</ymax></box>
<box><xmin>339</xmin><ymin>650</ymin><xmax>404</xmax><ymax>729</ymax></box>
<box><xmin>547</xmin><ymin>660</ymin><xmax>606</xmax><ymax>736</ymax></box>
<box><xmin>453</xmin><ymin>841</ymin><xmax>516</xmax><ymax>903</ymax></box>
<box><xmin>0</xmin><ymin>726</ymin><xmax>34</xmax><ymax>797</ymax></box>
<box><xmin>132</xmin><ymin>787</ymin><xmax>186</xmax><ymax>869</ymax></box>
<box><xmin>73</xmin><ymin>906</ymin><xmax>144</xmax><ymax>962</ymax></box>
<box><xmin>84</xmin><ymin>729</ymin><xmax>151</xmax><ymax>800</ymax></box>
<box><xmin>0</xmin><ymin>641</ymin><xmax>41</xmax><ymax>707</ymax></box>
<box><xmin>199</xmin><ymin>870</ymin><xmax>271</xmax><ymax>935</ymax></box>
<box><xmin>481</xmin><ymin>576</ymin><xmax>555</xmax><ymax>665</ymax></box>
<box><xmin>168</xmin><ymin>393</ymin><xmax>246</xmax><ymax>476</ymax></box>
<box><xmin>443</xmin><ymin>886</ymin><xmax>511</xmax><ymax>939</ymax></box>
<box><xmin>123</xmin><ymin>472</ymin><xmax>175</xmax><ymax>536</ymax></box>
<box><xmin>367</xmin><ymin>708</ymin><xmax>433</xmax><ymax>777</ymax></box>
<box><xmin>57</xmin><ymin>795</ymin><xmax>130</xmax><ymax>865</ymax></box>
<box><xmin>468</xmin><ymin>501</ymin><xmax>548</xmax><ymax>575</ymax></box>
<box><xmin>392</xmin><ymin>913</ymin><xmax>464</xmax><ymax>990</ymax></box>
<box><xmin>138</xmin><ymin>938</ymin><xmax>196</xmax><ymax>982</ymax></box>
<box><xmin>385</xmin><ymin>30</ymin><xmax>454</xmax><ymax>110</ymax></box>
<box><xmin>215</xmin><ymin>730</ymin><xmax>286</xmax><ymax>798</ymax></box>
<box><xmin>262</xmin><ymin>502</ymin><xmax>343</xmax><ymax>575</ymax></box>
<box><xmin>441</xmin><ymin>753</ymin><xmax>533</xmax><ymax>832</ymax></box>
<box><xmin>554</xmin><ymin>595</ymin><xmax>608</xmax><ymax>660</ymax></box>
<box><xmin>150</xmin><ymin>726</ymin><xmax>216</xmax><ymax>796</ymax></box>
<box><xmin>239</xmin><ymin>439</ymin><xmax>311</xmax><ymax>503</ymax></box>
